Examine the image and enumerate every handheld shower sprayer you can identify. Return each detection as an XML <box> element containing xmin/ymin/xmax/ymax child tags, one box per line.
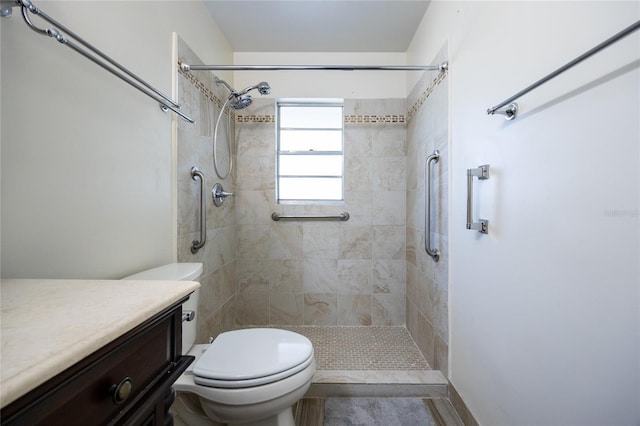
<box><xmin>211</xmin><ymin>77</ymin><xmax>271</xmax><ymax>178</ymax></box>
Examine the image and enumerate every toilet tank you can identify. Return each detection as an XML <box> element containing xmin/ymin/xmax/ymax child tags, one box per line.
<box><xmin>122</xmin><ymin>263</ymin><xmax>202</xmax><ymax>353</ymax></box>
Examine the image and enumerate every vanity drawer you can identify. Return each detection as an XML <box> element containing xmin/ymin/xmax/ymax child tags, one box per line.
<box><xmin>1</xmin><ymin>303</ymin><xmax>190</xmax><ymax>426</ymax></box>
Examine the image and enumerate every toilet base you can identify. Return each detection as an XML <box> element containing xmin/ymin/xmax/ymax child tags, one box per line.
<box><xmin>172</xmin><ymin>392</ymin><xmax>296</xmax><ymax>426</ymax></box>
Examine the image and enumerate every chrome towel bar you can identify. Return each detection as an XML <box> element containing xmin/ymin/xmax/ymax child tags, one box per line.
<box><xmin>271</xmin><ymin>212</ymin><xmax>350</xmax><ymax>221</ymax></box>
<box><xmin>488</xmin><ymin>19</ymin><xmax>640</xmax><ymax>119</ymax></box>
<box><xmin>190</xmin><ymin>167</ymin><xmax>206</xmax><ymax>254</ymax></box>
<box><xmin>425</xmin><ymin>150</ymin><xmax>440</xmax><ymax>261</ymax></box>
<box><xmin>466</xmin><ymin>165</ymin><xmax>490</xmax><ymax>234</ymax></box>
<box><xmin>2</xmin><ymin>0</ymin><xmax>194</xmax><ymax>123</ymax></box>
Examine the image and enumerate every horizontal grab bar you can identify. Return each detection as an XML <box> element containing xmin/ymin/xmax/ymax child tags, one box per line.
<box><xmin>271</xmin><ymin>212</ymin><xmax>350</xmax><ymax>221</ymax></box>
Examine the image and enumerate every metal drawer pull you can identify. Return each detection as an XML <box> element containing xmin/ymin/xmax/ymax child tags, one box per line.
<box><xmin>190</xmin><ymin>167</ymin><xmax>206</xmax><ymax>254</ymax></box>
<box><xmin>466</xmin><ymin>164</ymin><xmax>490</xmax><ymax>234</ymax></box>
<box><xmin>111</xmin><ymin>377</ymin><xmax>133</xmax><ymax>405</ymax></box>
<box><xmin>425</xmin><ymin>150</ymin><xmax>440</xmax><ymax>261</ymax></box>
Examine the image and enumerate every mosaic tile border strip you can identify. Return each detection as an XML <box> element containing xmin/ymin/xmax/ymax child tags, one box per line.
<box><xmin>236</xmin><ymin>115</ymin><xmax>275</xmax><ymax>123</ymax></box>
<box><xmin>235</xmin><ymin>114</ymin><xmax>407</xmax><ymax>124</ymax></box>
<box><xmin>177</xmin><ymin>63</ymin><xmax>238</xmax><ymax>119</ymax></box>
<box><xmin>407</xmin><ymin>69</ymin><xmax>448</xmax><ymax>121</ymax></box>
<box><xmin>344</xmin><ymin>115</ymin><xmax>405</xmax><ymax>124</ymax></box>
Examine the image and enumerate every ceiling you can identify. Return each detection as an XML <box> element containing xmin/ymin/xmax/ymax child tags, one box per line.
<box><xmin>203</xmin><ymin>1</ymin><xmax>431</xmax><ymax>52</ymax></box>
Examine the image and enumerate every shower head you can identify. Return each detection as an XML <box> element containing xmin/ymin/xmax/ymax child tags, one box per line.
<box><xmin>238</xmin><ymin>81</ymin><xmax>272</xmax><ymax>96</ymax></box>
<box><xmin>214</xmin><ymin>77</ymin><xmax>270</xmax><ymax>110</ymax></box>
<box><xmin>229</xmin><ymin>94</ymin><xmax>253</xmax><ymax>110</ymax></box>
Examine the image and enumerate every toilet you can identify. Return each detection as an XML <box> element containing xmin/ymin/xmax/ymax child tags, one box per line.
<box><xmin>123</xmin><ymin>263</ymin><xmax>315</xmax><ymax>426</ymax></box>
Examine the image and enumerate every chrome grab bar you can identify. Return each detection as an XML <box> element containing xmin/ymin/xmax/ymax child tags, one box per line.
<box><xmin>271</xmin><ymin>212</ymin><xmax>350</xmax><ymax>221</ymax></box>
<box><xmin>466</xmin><ymin>165</ymin><xmax>490</xmax><ymax>234</ymax></box>
<box><xmin>425</xmin><ymin>150</ymin><xmax>440</xmax><ymax>261</ymax></box>
<box><xmin>190</xmin><ymin>167</ymin><xmax>206</xmax><ymax>254</ymax></box>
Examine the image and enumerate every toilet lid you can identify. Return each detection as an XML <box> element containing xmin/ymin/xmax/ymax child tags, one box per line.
<box><xmin>192</xmin><ymin>328</ymin><xmax>314</xmax><ymax>388</ymax></box>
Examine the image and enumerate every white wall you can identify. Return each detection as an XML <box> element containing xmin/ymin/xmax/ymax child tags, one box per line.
<box><xmin>233</xmin><ymin>52</ymin><xmax>408</xmax><ymax>98</ymax></box>
<box><xmin>408</xmin><ymin>2</ymin><xmax>639</xmax><ymax>425</ymax></box>
<box><xmin>1</xmin><ymin>1</ymin><xmax>232</xmax><ymax>279</ymax></box>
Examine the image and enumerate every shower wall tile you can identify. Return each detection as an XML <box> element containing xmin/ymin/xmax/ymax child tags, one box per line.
<box><xmin>343</xmin><ymin>191</ymin><xmax>373</xmax><ymax>225</ymax></box>
<box><xmin>269</xmin><ymin>223</ymin><xmax>303</xmax><ymax>259</ymax></box>
<box><xmin>405</xmin><ymin>44</ymin><xmax>449</xmax><ymax>376</ymax></box>
<box><xmin>236</xmin><ymin>190</ymin><xmax>273</xmax><ymax>225</ymax></box>
<box><xmin>338</xmin><ymin>260</ymin><xmax>373</xmax><ymax>294</ymax></box>
<box><xmin>372</xmin><ymin>259</ymin><xmax>405</xmax><ymax>294</ymax></box>
<box><xmin>270</xmin><ymin>293</ymin><xmax>304</xmax><ymax>325</ymax></box>
<box><xmin>372</xmin><ymin>294</ymin><xmax>405</xmax><ymax>326</ymax></box>
<box><xmin>373</xmin><ymin>191</ymin><xmax>406</xmax><ymax>225</ymax></box>
<box><xmin>372</xmin><ymin>157</ymin><xmax>406</xmax><ymax>191</ymax></box>
<box><xmin>303</xmin><ymin>223</ymin><xmax>340</xmax><ymax>259</ymax></box>
<box><xmin>303</xmin><ymin>259</ymin><xmax>339</xmax><ymax>293</ymax></box>
<box><xmin>269</xmin><ymin>259</ymin><xmax>303</xmax><ymax>293</ymax></box>
<box><xmin>176</xmin><ymin>37</ymin><xmax>237</xmax><ymax>342</ymax></box>
<box><xmin>304</xmin><ymin>293</ymin><xmax>338</xmax><ymax>326</ymax></box>
<box><xmin>339</xmin><ymin>226</ymin><xmax>373</xmax><ymax>259</ymax></box>
<box><xmin>372</xmin><ymin>226</ymin><xmax>405</xmax><ymax>260</ymax></box>
<box><xmin>236</xmin><ymin>293</ymin><xmax>269</xmax><ymax>325</ymax></box>
<box><xmin>234</xmin><ymin>97</ymin><xmax>407</xmax><ymax>327</ymax></box>
<box><xmin>236</xmin><ymin>258</ymin><xmax>270</xmax><ymax>294</ymax></box>
<box><xmin>237</xmin><ymin>225</ymin><xmax>270</xmax><ymax>258</ymax></box>
<box><xmin>337</xmin><ymin>294</ymin><xmax>372</xmax><ymax>326</ymax></box>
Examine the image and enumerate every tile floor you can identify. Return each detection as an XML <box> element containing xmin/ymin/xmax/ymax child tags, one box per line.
<box><xmin>293</xmin><ymin>397</ymin><xmax>464</xmax><ymax>426</ymax></box>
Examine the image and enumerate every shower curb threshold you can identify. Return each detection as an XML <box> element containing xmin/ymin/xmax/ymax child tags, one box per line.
<box><xmin>306</xmin><ymin>369</ymin><xmax>448</xmax><ymax>398</ymax></box>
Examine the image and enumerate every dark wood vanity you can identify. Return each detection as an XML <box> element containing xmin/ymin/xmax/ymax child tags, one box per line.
<box><xmin>1</xmin><ymin>297</ymin><xmax>194</xmax><ymax>425</ymax></box>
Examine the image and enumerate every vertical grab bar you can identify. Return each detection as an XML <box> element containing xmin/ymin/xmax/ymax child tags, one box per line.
<box><xmin>466</xmin><ymin>165</ymin><xmax>490</xmax><ymax>234</ymax></box>
<box><xmin>190</xmin><ymin>167</ymin><xmax>206</xmax><ymax>254</ymax></box>
<box><xmin>425</xmin><ymin>150</ymin><xmax>440</xmax><ymax>261</ymax></box>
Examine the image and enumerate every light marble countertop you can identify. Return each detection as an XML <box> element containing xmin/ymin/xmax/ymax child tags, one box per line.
<box><xmin>0</xmin><ymin>279</ymin><xmax>200</xmax><ymax>408</ymax></box>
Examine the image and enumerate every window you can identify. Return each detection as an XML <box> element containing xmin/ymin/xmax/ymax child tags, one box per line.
<box><xmin>277</xmin><ymin>99</ymin><xmax>344</xmax><ymax>203</ymax></box>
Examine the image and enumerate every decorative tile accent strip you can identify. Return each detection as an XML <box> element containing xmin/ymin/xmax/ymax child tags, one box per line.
<box><xmin>407</xmin><ymin>69</ymin><xmax>448</xmax><ymax>121</ymax></box>
<box><xmin>177</xmin><ymin>62</ymin><xmax>228</xmax><ymax>112</ymax></box>
<box><xmin>234</xmin><ymin>114</ymin><xmax>406</xmax><ymax>124</ymax></box>
<box><xmin>236</xmin><ymin>115</ymin><xmax>275</xmax><ymax>123</ymax></box>
<box><xmin>344</xmin><ymin>115</ymin><xmax>405</xmax><ymax>124</ymax></box>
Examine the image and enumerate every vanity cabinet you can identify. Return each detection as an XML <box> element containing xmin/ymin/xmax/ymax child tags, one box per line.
<box><xmin>0</xmin><ymin>299</ymin><xmax>193</xmax><ymax>426</ymax></box>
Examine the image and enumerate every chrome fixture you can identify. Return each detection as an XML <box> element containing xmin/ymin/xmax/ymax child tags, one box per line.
<box><xmin>212</xmin><ymin>77</ymin><xmax>271</xmax><ymax>179</ymax></box>
<box><xmin>271</xmin><ymin>212</ymin><xmax>350</xmax><ymax>221</ymax></box>
<box><xmin>466</xmin><ymin>165</ymin><xmax>490</xmax><ymax>234</ymax></box>
<box><xmin>191</xmin><ymin>167</ymin><xmax>206</xmax><ymax>254</ymax></box>
<box><xmin>2</xmin><ymin>0</ymin><xmax>194</xmax><ymax>122</ymax></box>
<box><xmin>180</xmin><ymin>62</ymin><xmax>449</xmax><ymax>72</ymax></box>
<box><xmin>425</xmin><ymin>150</ymin><xmax>440</xmax><ymax>261</ymax></box>
<box><xmin>211</xmin><ymin>183</ymin><xmax>234</xmax><ymax>207</ymax></box>
<box><xmin>488</xmin><ymin>19</ymin><xmax>640</xmax><ymax>119</ymax></box>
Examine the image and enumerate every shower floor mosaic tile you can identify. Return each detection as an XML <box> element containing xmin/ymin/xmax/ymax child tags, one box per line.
<box><xmin>276</xmin><ymin>326</ymin><xmax>429</xmax><ymax>371</ymax></box>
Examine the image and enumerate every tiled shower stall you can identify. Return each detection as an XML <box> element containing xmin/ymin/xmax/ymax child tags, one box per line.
<box><xmin>176</xmin><ymin>36</ymin><xmax>449</xmax><ymax>377</ymax></box>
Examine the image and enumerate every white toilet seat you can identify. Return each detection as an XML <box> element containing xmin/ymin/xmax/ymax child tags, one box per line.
<box><xmin>174</xmin><ymin>344</ymin><xmax>316</xmax><ymax>407</ymax></box>
<box><xmin>192</xmin><ymin>328</ymin><xmax>314</xmax><ymax>388</ymax></box>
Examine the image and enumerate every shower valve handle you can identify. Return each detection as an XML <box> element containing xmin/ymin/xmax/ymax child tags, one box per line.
<box><xmin>212</xmin><ymin>183</ymin><xmax>234</xmax><ymax>207</ymax></box>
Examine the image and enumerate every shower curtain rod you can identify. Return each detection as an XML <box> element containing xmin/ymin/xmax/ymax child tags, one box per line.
<box><xmin>1</xmin><ymin>0</ymin><xmax>195</xmax><ymax>123</ymax></box>
<box><xmin>180</xmin><ymin>62</ymin><xmax>448</xmax><ymax>72</ymax></box>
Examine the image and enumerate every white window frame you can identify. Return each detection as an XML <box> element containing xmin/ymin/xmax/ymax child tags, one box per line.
<box><xmin>276</xmin><ymin>99</ymin><xmax>344</xmax><ymax>204</ymax></box>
